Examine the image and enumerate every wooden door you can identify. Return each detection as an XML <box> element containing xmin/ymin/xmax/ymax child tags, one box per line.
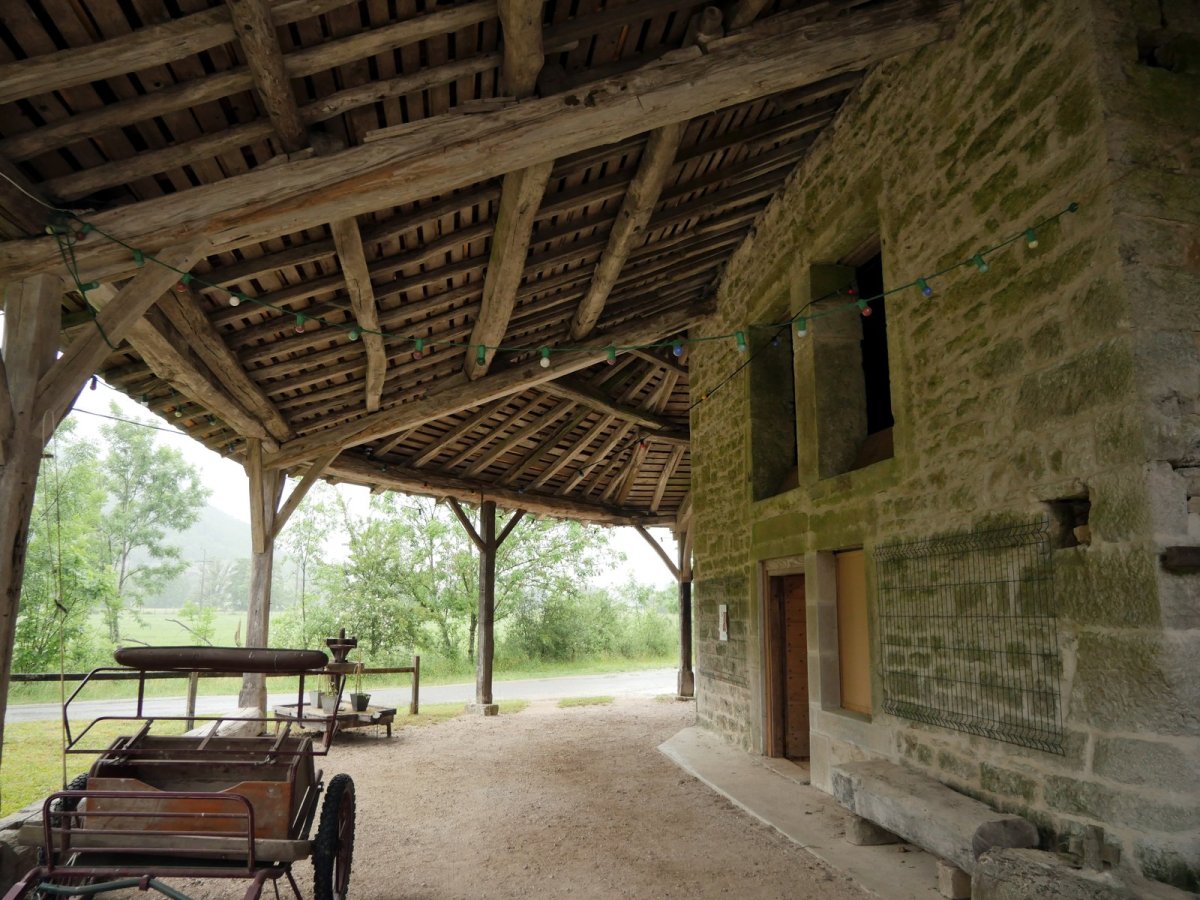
<box><xmin>782</xmin><ymin>574</ymin><xmax>809</xmax><ymax>759</ymax></box>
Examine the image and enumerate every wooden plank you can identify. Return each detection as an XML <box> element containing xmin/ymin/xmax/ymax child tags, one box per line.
<box><xmin>267</xmin><ymin>301</ymin><xmax>708</xmax><ymax>467</ymax></box>
<box><xmin>0</xmin><ymin>0</ymin><xmax>960</xmax><ymax>283</ymax></box>
<box><xmin>330</xmin><ymin>218</ymin><xmax>387</xmax><ymax>411</ymax></box>
<box><xmin>467</xmin><ymin>401</ymin><xmax>573</xmax><ymax>478</ymax></box>
<box><xmin>569</xmin><ymin>122</ymin><xmax>684</xmax><ymax>339</ymax></box>
<box><xmin>631</xmin><ymin>348</ymin><xmax>688</xmax><ymax>378</ymax></box>
<box><xmin>558</xmin><ymin>423</ymin><xmax>631</xmax><ymax>496</ymax></box>
<box><xmin>614</xmin><ymin>440</ymin><xmax>649</xmax><ymax>506</ymax></box>
<box><xmin>0</xmin><ymin>0</ymin><xmax>354</xmax><ymax>106</ymax></box>
<box><xmin>463</xmin><ymin>160</ymin><xmax>554</xmax><ymax>379</ymax></box>
<box><xmin>154</xmin><ymin>288</ymin><xmax>293</xmax><ymax>442</ymax></box>
<box><xmin>285</xmin><ymin>2</ymin><xmax>496</xmax><ymax>80</ymax></box>
<box><xmin>528</xmin><ymin>413</ymin><xmax>614</xmax><ymax>491</ymax></box>
<box><xmin>35</xmin><ymin>240</ymin><xmax>209</xmax><ymax>428</ymax></box>
<box><xmin>500</xmin><ymin>408</ymin><xmax>590</xmax><ymax>486</ymax></box>
<box><xmin>226</xmin><ymin>0</ymin><xmax>308</xmax><ymax>152</ymax></box>
<box><xmin>410</xmin><ymin>398</ymin><xmax>511</xmax><ymax>468</ymax></box>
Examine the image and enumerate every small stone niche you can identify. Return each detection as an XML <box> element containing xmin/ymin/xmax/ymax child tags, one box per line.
<box><xmin>1047</xmin><ymin>492</ymin><xmax>1092</xmax><ymax>548</ymax></box>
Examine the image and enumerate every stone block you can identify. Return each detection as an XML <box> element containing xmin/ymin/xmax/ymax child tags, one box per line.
<box><xmin>844</xmin><ymin>813</ymin><xmax>901</xmax><ymax>846</ymax></box>
<box><xmin>972</xmin><ymin>848</ymin><xmax>1195</xmax><ymax>900</ymax></box>
<box><xmin>831</xmin><ymin>760</ymin><xmax>1038</xmax><ymax>873</ymax></box>
<box><xmin>465</xmin><ymin>703</ymin><xmax>499</xmax><ymax>716</ymax></box>
<box><xmin>1092</xmin><ymin>737</ymin><xmax>1200</xmax><ymax>794</ymax></box>
<box><xmin>937</xmin><ymin>859</ymin><xmax>972</xmax><ymax>899</ymax></box>
<box><xmin>979</xmin><ymin>764</ymin><xmax>1037</xmax><ymax>804</ymax></box>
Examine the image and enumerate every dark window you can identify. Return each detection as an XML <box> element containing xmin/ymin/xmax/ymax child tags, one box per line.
<box><xmin>856</xmin><ymin>253</ymin><xmax>894</xmax><ymax>436</ymax></box>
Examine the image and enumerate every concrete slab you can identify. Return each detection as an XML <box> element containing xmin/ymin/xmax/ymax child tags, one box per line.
<box><xmin>660</xmin><ymin>726</ymin><xmax>941</xmax><ymax>900</ymax></box>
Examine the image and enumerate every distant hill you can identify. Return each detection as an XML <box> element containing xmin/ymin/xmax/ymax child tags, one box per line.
<box><xmin>172</xmin><ymin>504</ymin><xmax>252</xmax><ymax>561</ymax></box>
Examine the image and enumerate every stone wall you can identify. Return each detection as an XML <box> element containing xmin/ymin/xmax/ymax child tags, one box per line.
<box><xmin>688</xmin><ymin>0</ymin><xmax>1199</xmax><ymax>889</ymax></box>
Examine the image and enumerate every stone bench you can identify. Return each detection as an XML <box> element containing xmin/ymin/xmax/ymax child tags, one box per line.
<box><xmin>831</xmin><ymin>760</ymin><xmax>1039</xmax><ymax>898</ymax></box>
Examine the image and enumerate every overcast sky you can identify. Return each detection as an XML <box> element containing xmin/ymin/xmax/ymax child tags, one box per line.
<box><xmin>67</xmin><ymin>379</ymin><xmax>678</xmax><ymax>589</ymax></box>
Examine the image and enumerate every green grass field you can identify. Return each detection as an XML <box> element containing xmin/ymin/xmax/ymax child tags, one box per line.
<box><xmin>0</xmin><ymin>699</ymin><xmax>531</xmax><ymax>818</ymax></box>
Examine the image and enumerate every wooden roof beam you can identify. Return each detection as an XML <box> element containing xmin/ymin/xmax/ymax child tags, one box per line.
<box><xmin>266</xmin><ymin>301</ymin><xmax>709</xmax><ymax>468</ymax></box>
<box><xmin>463</xmin><ymin>0</ymin><xmax>549</xmax><ymax>380</ymax></box>
<box><xmin>569</xmin><ymin>6</ymin><xmax>721</xmax><ymax>341</ymax></box>
<box><xmin>462</xmin><ymin>161</ymin><xmax>553</xmax><ymax>380</ymax></box>
<box><xmin>527</xmin><ymin>413</ymin><xmax>615</xmax><ymax>491</ymax></box>
<box><xmin>652</xmin><ymin>445</ymin><xmax>686</xmax><ymax>513</ymax></box>
<box><xmin>466</xmin><ymin>400</ymin><xmax>574</xmax><ymax>478</ymax></box>
<box><xmin>36</xmin><ymin>240</ymin><xmax>210</xmax><ymax>429</ymax></box>
<box><xmin>225</xmin><ymin>0</ymin><xmax>308</xmax><ymax>153</ymax></box>
<box><xmin>441</xmin><ymin>395</ymin><xmax>544</xmax><ymax>471</ymax></box>
<box><xmin>0</xmin><ymin>0</ymin><xmax>960</xmax><ymax>284</ymax></box>
<box><xmin>326</xmin><ymin>454</ymin><xmax>655</xmax><ymax>526</ymax></box>
<box><xmin>546</xmin><ymin>378</ymin><xmax>681</xmax><ymax>432</ymax></box>
<box><xmin>330</xmin><ymin>218</ymin><xmax>387</xmax><ymax>411</ymax></box>
<box><xmin>87</xmin><ymin>287</ymin><xmax>280</xmax><ymax>450</ymax></box>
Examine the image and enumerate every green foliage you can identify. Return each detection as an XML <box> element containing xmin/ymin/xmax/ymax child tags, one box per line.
<box><xmin>15</xmin><ymin>422</ymin><xmax>114</xmax><ymax>673</ymax></box>
<box><xmin>177</xmin><ymin>598</ymin><xmax>217</xmax><ymax>645</ymax></box>
<box><xmin>96</xmin><ymin>406</ymin><xmax>210</xmax><ymax>641</ymax></box>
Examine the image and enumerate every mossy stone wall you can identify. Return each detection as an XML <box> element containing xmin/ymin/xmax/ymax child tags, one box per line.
<box><xmin>687</xmin><ymin>0</ymin><xmax>1200</xmax><ymax>888</ymax></box>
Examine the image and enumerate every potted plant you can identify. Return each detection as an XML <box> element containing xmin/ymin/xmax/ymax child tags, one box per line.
<box><xmin>348</xmin><ymin>667</ymin><xmax>370</xmax><ymax>712</ymax></box>
<box><xmin>310</xmin><ymin>672</ymin><xmax>339</xmax><ymax>711</ymax></box>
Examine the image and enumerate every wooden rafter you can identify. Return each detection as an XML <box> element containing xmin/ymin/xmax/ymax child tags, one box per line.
<box><xmin>36</xmin><ymin>241</ymin><xmax>209</xmax><ymax>428</ymax></box>
<box><xmin>0</xmin><ymin>0</ymin><xmax>960</xmax><ymax>284</ymax></box>
<box><xmin>329</xmin><ymin>454</ymin><xmax>661</xmax><ymax>526</ymax></box>
<box><xmin>528</xmin><ymin>413</ymin><xmax>615</xmax><ymax>491</ymax></box>
<box><xmin>266</xmin><ymin>302</ymin><xmax>709</xmax><ymax>467</ymax></box>
<box><xmin>652</xmin><ymin>444</ymin><xmax>686</xmax><ymax>513</ymax></box>
<box><xmin>546</xmin><ymin>378</ymin><xmax>681</xmax><ymax>432</ymax></box>
<box><xmin>463</xmin><ymin>0</ymin><xmax>549</xmax><ymax>380</ymax></box>
<box><xmin>154</xmin><ymin>287</ymin><xmax>292</xmax><ymax>443</ymax></box>
<box><xmin>87</xmin><ymin>285</ymin><xmax>279</xmax><ymax>449</ymax></box>
<box><xmin>330</xmin><ymin>218</ymin><xmax>387</xmax><ymax>411</ymax></box>
<box><xmin>463</xmin><ymin>161</ymin><xmax>554</xmax><ymax>379</ymax></box>
<box><xmin>225</xmin><ymin>0</ymin><xmax>307</xmax><ymax>153</ymax></box>
<box><xmin>465</xmin><ymin>400</ymin><xmax>572</xmax><ymax>477</ymax></box>
<box><xmin>569</xmin><ymin>6</ymin><xmax>722</xmax><ymax>340</ymax></box>
<box><xmin>409</xmin><ymin>398</ymin><xmax>511</xmax><ymax>468</ymax></box>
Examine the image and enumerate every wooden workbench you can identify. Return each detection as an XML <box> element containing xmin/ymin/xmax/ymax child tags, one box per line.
<box><xmin>273</xmin><ymin>702</ymin><xmax>397</xmax><ymax>739</ymax></box>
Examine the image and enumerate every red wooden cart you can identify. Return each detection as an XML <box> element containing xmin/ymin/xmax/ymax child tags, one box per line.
<box><xmin>3</xmin><ymin>646</ymin><xmax>356</xmax><ymax>900</ymax></box>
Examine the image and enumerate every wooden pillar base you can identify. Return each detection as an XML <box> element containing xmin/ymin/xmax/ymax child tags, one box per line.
<box><xmin>466</xmin><ymin>702</ymin><xmax>499</xmax><ymax>716</ymax></box>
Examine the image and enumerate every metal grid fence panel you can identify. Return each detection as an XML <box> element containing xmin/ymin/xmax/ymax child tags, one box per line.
<box><xmin>874</xmin><ymin>520</ymin><xmax>1064</xmax><ymax>754</ymax></box>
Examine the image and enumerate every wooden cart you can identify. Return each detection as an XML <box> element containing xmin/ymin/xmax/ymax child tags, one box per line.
<box><xmin>3</xmin><ymin>647</ymin><xmax>356</xmax><ymax>900</ymax></box>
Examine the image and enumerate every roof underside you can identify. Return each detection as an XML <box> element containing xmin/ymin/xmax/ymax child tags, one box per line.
<box><xmin>0</xmin><ymin>0</ymin><xmax>955</xmax><ymax>527</ymax></box>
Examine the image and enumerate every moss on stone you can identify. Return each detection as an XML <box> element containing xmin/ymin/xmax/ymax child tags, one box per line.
<box><xmin>974</xmin><ymin>337</ymin><xmax>1026</xmax><ymax>379</ymax></box>
<box><xmin>971</xmin><ymin>162</ymin><xmax>1021</xmax><ymax>215</ymax></box>
<box><xmin>1016</xmin><ymin>340</ymin><xmax>1134</xmax><ymax>424</ymax></box>
<box><xmin>1029</xmin><ymin>321</ymin><xmax>1064</xmax><ymax>360</ymax></box>
<box><xmin>1054</xmin><ymin>546</ymin><xmax>1159</xmax><ymax>627</ymax></box>
<box><xmin>1055</xmin><ymin>81</ymin><xmax>1096</xmax><ymax>137</ymax></box>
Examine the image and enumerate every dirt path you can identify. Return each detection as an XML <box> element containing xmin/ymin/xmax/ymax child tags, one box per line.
<box><xmin>143</xmin><ymin>698</ymin><xmax>867</xmax><ymax>899</ymax></box>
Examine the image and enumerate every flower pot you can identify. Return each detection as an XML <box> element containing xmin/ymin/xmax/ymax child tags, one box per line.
<box><xmin>349</xmin><ymin>692</ymin><xmax>371</xmax><ymax>712</ymax></box>
<box><xmin>317</xmin><ymin>691</ymin><xmax>340</xmax><ymax>712</ymax></box>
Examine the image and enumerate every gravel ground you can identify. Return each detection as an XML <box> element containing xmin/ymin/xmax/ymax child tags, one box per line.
<box><xmin>106</xmin><ymin>697</ymin><xmax>868</xmax><ymax>899</ymax></box>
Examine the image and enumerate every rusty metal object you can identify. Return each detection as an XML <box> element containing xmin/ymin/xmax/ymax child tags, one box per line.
<box><xmin>113</xmin><ymin>646</ymin><xmax>328</xmax><ymax>674</ymax></box>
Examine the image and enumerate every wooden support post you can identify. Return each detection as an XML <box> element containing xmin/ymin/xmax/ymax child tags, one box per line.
<box><xmin>677</xmin><ymin>529</ymin><xmax>695</xmax><ymax>698</ymax></box>
<box><xmin>410</xmin><ymin>654</ymin><xmax>420</xmax><ymax>715</ymax></box>
<box><xmin>238</xmin><ymin>438</ymin><xmax>285</xmax><ymax>712</ymax></box>
<box><xmin>476</xmin><ymin>500</ymin><xmax>498</xmax><ymax>712</ymax></box>
<box><xmin>0</xmin><ymin>274</ymin><xmax>63</xmax><ymax>770</ymax></box>
<box><xmin>185</xmin><ymin>671</ymin><xmax>200</xmax><ymax>730</ymax></box>
<box><xmin>448</xmin><ymin>499</ymin><xmax>525</xmax><ymax>713</ymax></box>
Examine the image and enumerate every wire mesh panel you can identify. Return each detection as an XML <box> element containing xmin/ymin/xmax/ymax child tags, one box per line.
<box><xmin>875</xmin><ymin>520</ymin><xmax>1063</xmax><ymax>754</ymax></box>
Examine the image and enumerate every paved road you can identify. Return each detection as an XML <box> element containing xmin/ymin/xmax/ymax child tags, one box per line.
<box><xmin>5</xmin><ymin>668</ymin><xmax>676</xmax><ymax>722</ymax></box>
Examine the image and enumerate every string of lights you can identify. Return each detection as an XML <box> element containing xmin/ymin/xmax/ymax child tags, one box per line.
<box><xmin>51</xmin><ymin>203</ymin><xmax>1078</xmax><ymax>373</ymax></box>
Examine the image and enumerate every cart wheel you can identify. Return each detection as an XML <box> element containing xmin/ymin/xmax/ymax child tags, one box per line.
<box><xmin>40</xmin><ymin>773</ymin><xmax>89</xmax><ymax>867</ymax></box>
<box><xmin>313</xmin><ymin>774</ymin><xmax>355</xmax><ymax>900</ymax></box>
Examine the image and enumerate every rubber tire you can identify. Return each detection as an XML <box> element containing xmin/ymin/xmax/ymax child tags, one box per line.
<box><xmin>312</xmin><ymin>774</ymin><xmax>355</xmax><ymax>900</ymax></box>
<box><xmin>39</xmin><ymin>773</ymin><xmax>89</xmax><ymax>867</ymax></box>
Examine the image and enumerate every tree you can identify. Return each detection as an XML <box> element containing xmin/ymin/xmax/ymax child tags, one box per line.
<box><xmin>277</xmin><ymin>482</ymin><xmax>336</xmax><ymax>633</ymax></box>
<box><xmin>14</xmin><ymin>421</ymin><xmax>114</xmax><ymax>672</ymax></box>
<box><xmin>96</xmin><ymin>407</ymin><xmax>210</xmax><ymax>641</ymax></box>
